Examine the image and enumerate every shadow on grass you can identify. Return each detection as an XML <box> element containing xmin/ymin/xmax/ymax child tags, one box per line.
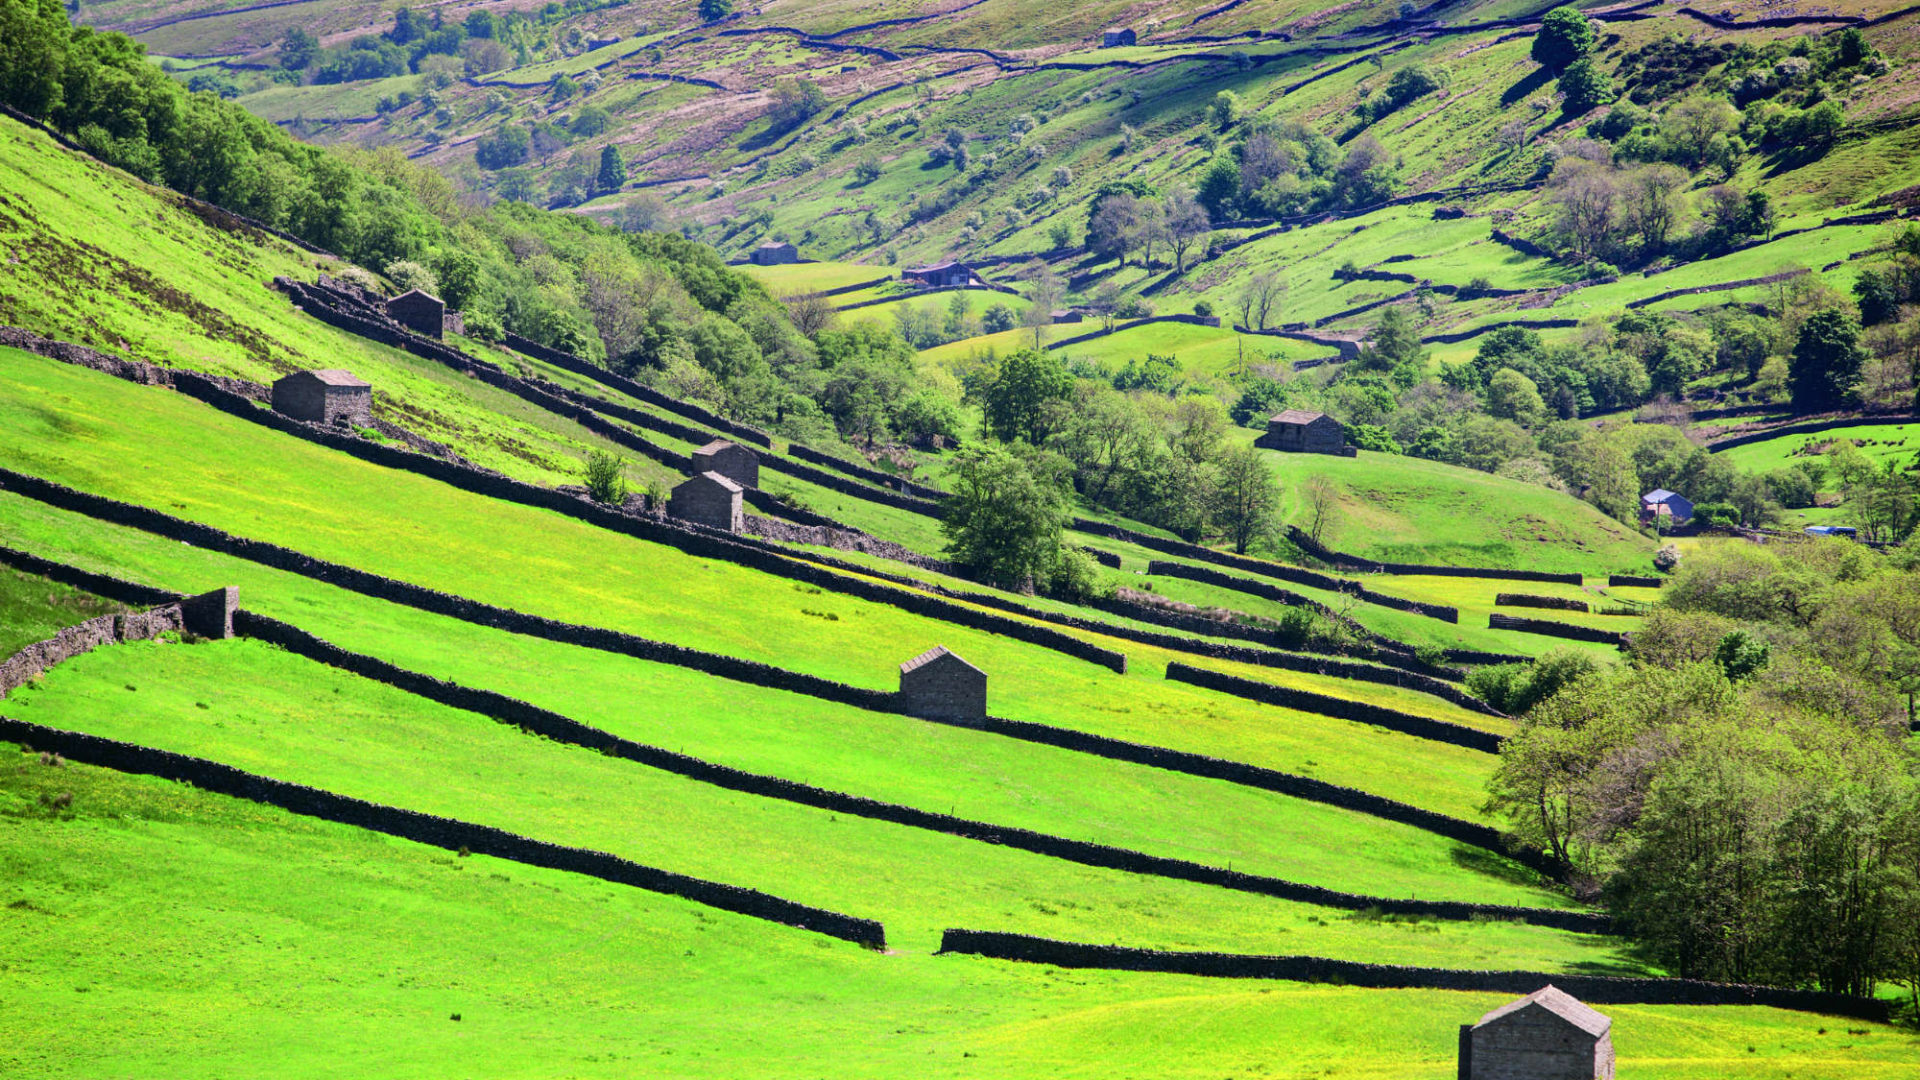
<box><xmin>1450</xmin><ymin>843</ymin><xmax>1555</xmax><ymax>890</ymax></box>
<box><xmin>1500</xmin><ymin>66</ymin><xmax>1554</xmax><ymax>108</ymax></box>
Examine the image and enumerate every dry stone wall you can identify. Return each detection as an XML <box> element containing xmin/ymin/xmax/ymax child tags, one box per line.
<box><xmin>1608</xmin><ymin>575</ymin><xmax>1663</xmax><ymax>588</ymax></box>
<box><xmin>0</xmin><ymin>715</ymin><xmax>884</xmax><ymax>947</ymax></box>
<box><xmin>1494</xmin><ymin>594</ymin><xmax>1589</xmax><ymax>613</ymax></box>
<box><xmin>937</xmin><ymin>931</ymin><xmax>1890</xmax><ymax>1020</ymax></box>
<box><xmin>1487</xmin><ymin>615</ymin><xmax>1627</xmax><ymax>646</ymax></box>
<box><xmin>1165</xmin><ymin>662</ymin><xmax>1503</xmax><ymax>754</ymax></box>
<box><xmin>1288</xmin><ymin>527</ymin><xmax>1586</xmax><ymax>586</ymax></box>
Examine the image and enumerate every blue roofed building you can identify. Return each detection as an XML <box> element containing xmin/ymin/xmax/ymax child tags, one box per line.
<box><xmin>1640</xmin><ymin>489</ymin><xmax>1693</xmax><ymax>528</ymax></box>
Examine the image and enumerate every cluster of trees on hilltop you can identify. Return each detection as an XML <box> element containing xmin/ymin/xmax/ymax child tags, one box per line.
<box><xmin>278</xmin><ymin>0</ymin><xmax>633</xmax><ymax>85</ymax></box>
<box><xmin>1486</xmin><ymin>542</ymin><xmax>1920</xmax><ymax>1006</ymax></box>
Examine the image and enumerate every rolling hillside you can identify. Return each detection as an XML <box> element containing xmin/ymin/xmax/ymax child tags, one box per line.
<box><xmin>5</xmin><ymin>0</ymin><xmax>1920</xmax><ymax>1075</ymax></box>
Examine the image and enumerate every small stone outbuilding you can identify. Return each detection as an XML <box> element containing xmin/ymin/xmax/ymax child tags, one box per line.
<box><xmin>1459</xmin><ymin>986</ymin><xmax>1614</xmax><ymax>1080</ymax></box>
<box><xmin>752</xmin><ymin>241</ymin><xmax>799</xmax><ymax>265</ymax></box>
<box><xmin>1254</xmin><ymin>409</ymin><xmax>1352</xmax><ymax>456</ymax></box>
<box><xmin>1102</xmin><ymin>27</ymin><xmax>1137</xmax><ymax>47</ymax></box>
<box><xmin>271</xmin><ymin>369</ymin><xmax>373</xmax><ymax>427</ymax></box>
<box><xmin>387</xmin><ymin>289</ymin><xmax>446</xmax><ymax>339</ymax></box>
<box><xmin>897</xmin><ymin>646</ymin><xmax>986</xmax><ymax>721</ymax></box>
<box><xmin>668</xmin><ymin>471</ymin><xmax>744</xmax><ymax>533</ymax></box>
<box><xmin>692</xmin><ymin>439</ymin><xmax>759</xmax><ymax>489</ymax></box>
<box><xmin>902</xmin><ymin>261</ymin><xmax>980</xmax><ymax>289</ymax></box>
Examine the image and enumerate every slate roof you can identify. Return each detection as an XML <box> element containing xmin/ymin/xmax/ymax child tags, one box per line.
<box><xmin>757</xmin><ymin>241</ymin><xmax>795</xmax><ymax>250</ymax></box>
<box><xmin>388</xmin><ymin>288</ymin><xmax>443</xmax><ymax>306</ymax></box>
<box><xmin>1269</xmin><ymin>409</ymin><xmax>1331</xmax><ymax>425</ymax></box>
<box><xmin>696</xmin><ymin>439</ymin><xmax>740</xmax><ymax>456</ymax></box>
<box><xmin>899</xmin><ymin>645</ymin><xmax>982</xmax><ymax>676</ymax></box>
<box><xmin>682</xmin><ymin>470</ymin><xmax>743</xmax><ymax>494</ymax></box>
<box><xmin>906</xmin><ymin>261</ymin><xmax>969</xmax><ymax>273</ymax></box>
<box><xmin>1643</xmin><ymin>489</ymin><xmax>1680</xmax><ymax>503</ymax></box>
<box><xmin>1474</xmin><ymin>986</ymin><xmax>1611</xmax><ymax>1039</ymax></box>
<box><xmin>283</xmin><ymin>369</ymin><xmax>370</xmax><ymax>388</ymax></box>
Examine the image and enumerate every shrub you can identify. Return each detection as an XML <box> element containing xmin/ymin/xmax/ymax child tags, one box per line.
<box><xmin>1193</xmin><ymin>300</ymin><xmax>1215</xmax><ymax>317</ymax></box>
<box><xmin>583</xmin><ymin>449</ymin><xmax>629</xmax><ymax>504</ymax></box>
<box><xmin>1653</xmin><ymin>543</ymin><xmax>1680</xmax><ymax>573</ymax></box>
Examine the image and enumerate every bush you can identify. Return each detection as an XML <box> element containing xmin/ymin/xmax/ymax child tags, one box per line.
<box><xmin>583</xmin><ymin>450</ymin><xmax>629</xmax><ymax>504</ymax></box>
<box><xmin>1193</xmin><ymin>300</ymin><xmax>1215</xmax><ymax>317</ymax></box>
<box><xmin>1467</xmin><ymin>648</ymin><xmax>1600</xmax><ymax>714</ymax></box>
<box><xmin>1344</xmin><ymin>423</ymin><xmax>1401</xmax><ymax>453</ymax></box>
<box><xmin>1653</xmin><ymin>543</ymin><xmax>1680</xmax><ymax>573</ymax></box>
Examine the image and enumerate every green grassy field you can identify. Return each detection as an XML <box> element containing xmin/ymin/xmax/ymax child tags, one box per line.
<box><xmin>0</xmin><ymin>355</ymin><xmax>1517</xmax><ymax>825</ymax></box>
<box><xmin>0</xmin><ymin>564</ymin><xmax>125</xmax><ymax>657</ymax></box>
<box><xmin>1715</xmin><ymin>423</ymin><xmax>1920</xmax><ymax>474</ymax></box>
<box><xmin>5</xmin><ymin>635</ymin><xmax>1620</xmax><ymax>966</ymax></box>
<box><xmin>9</xmin><ymin>742</ymin><xmax>1917</xmax><ymax>1078</ymax></box>
<box><xmin>1255</xmin><ymin>441</ymin><xmax>1656</xmax><ymax>576</ymax></box>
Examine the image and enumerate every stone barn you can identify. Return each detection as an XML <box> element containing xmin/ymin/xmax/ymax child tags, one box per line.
<box><xmin>1458</xmin><ymin>986</ymin><xmax>1613</xmax><ymax>1080</ymax></box>
<box><xmin>271</xmin><ymin>370</ymin><xmax>373</xmax><ymax>427</ymax></box>
<box><xmin>1102</xmin><ymin>27</ymin><xmax>1136</xmax><ymax>46</ymax></box>
<box><xmin>386</xmin><ymin>289</ymin><xmax>446</xmax><ymax>339</ymax></box>
<box><xmin>668</xmin><ymin>471</ymin><xmax>744</xmax><ymax>533</ymax></box>
<box><xmin>692</xmin><ymin>439</ymin><xmax>759</xmax><ymax>489</ymax></box>
<box><xmin>752</xmin><ymin>241</ymin><xmax>800</xmax><ymax>265</ymax></box>
<box><xmin>1254</xmin><ymin>409</ymin><xmax>1351</xmax><ymax>455</ymax></box>
<box><xmin>897</xmin><ymin>646</ymin><xmax>986</xmax><ymax>721</ymax></box>
<box><xmin>902</xmin><ymin>261</ymin><xmax>980</xmax><ymax>289</ymax></box>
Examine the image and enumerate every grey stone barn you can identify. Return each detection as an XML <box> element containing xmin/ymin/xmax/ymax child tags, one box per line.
<box><xmin>1102</xmin><ymin>27</ymin><xmax>1136</xmax><ymax>46</ymax></box>
<box><xmin>902</xmin><ymin>261</ymin><xmax>980</xmax><ymax>289</ymax></box>
<box><xmin>668</xmin><ymin>471</ymin><xmax>744</xmax><ymax>533</ymax></box>
<box><xmin>1254</xmin><ymin>409</ymin><xmax>1352</xmax><ymax>456</ymax></box>
<box><xmin>752</xmin><ymin>241</ymin><xmax>799</xmax><ymax>265</ymax></box>
<box><xmin>1458</xmin><ymin>986</ymin><xmax>1614</xmax><ymax>1080</ymax></box>
<box><xmin>692</xmin><ymin>439</ymin><xmax>759</xmax><ymax>489</ymax></box>
<box><xmin>271</xmin><ymin>369</ymin><xmax>373</xmax><ymax>427</ymax></box>
<box><xmin>897</xmin><ymin>646</ymin><xmax>986</xmax><ymax>721</ymax></box>
<box><xmin>386</xmin><ymin>289</ymin><xmax>446</xmax><ymax>339</ymax></box>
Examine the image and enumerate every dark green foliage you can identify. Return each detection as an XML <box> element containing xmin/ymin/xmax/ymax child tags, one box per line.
<box><xmin>1713</xmin><ymin>630</ymin><xmax>1770</xmax><ymax>681</ymax></box>
<box><xmin>476</xmin><ymin>125</ymin><xmax>532</xmax><ymax>169</ymax></box>
<box><xmin>1355</xmin><ymin>64</ymin><xmax>1446</xmax><ymax>125</ymax></box>
<box><xmin>1110</xmin><ymin>353</ymin><xmax>1182</xmax><ymax>395</ymax></box>
<box><xmin>941</xmin><ymin>445</ymin><xmax>1072</xmax><ymax>591</ymax></box>
<box><xmin>1230</xmin><ymin>379</ymin><xmax>1290</xmax><ymax>427</ymax></box>
<box><xmin>1466</xmin><ymin>648</ymin><xmax>1600</xmax><ymax>716</ymax></box>
<box><xmin>1854</xmin><ymin>268</ymin><xmax>1898</xmax><ymax>326</ymax></box>
<box><xmin>1557</xmin><ymin>59</ymin><xmax>1614</xmax><ymax>115</ymax></box>
<box><xmin>582</xmin><ymin>450</ymin><xmax>629</xmax><ymax>504</ymax></box>
<box><xmin>279</xmin><ymin>27</ymin><xmax>319</xmax><ymax>71</ymax></box>
<box><xmin>765</xmin><ymin>78</ymin><xmax>826</xmax><ymax>134</ymax></box>
<box><xmin>595</xmin><ymin>145</ymin><xmax>627</xmax><ymax>193</ymax></box>
<box><xmin>1351</xmin><ymin>306</ymin><xmax>1426</xmax><ymax>386</ymax></box>
<box><xmin>1531</xmin><ymin>7</ymin><xmax>1595</xmax><ymax>73</ymax></box>
<box><xmin>699</xmin><ymin>0</ymin><xmax>733</xmax><ymax>21</ymax></box>
<box><xmin>980</xmin><ymin>348</ymin><xmax>1073</xmax><ymax>444</ymax></box>
<box><xmin>1344</xmin><ymin>423</ymin><xmax>1399</xmax><ymax>454</ymax></box>
<box><xmin>1788</xmin><ymin>310</ymin><xmax>1866</xmax><ymax>413</ymax></box>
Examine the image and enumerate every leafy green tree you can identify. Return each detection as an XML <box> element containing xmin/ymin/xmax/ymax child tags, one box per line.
<box><xmin>1486</xmin><ymin>367</ymin><xmax>1548</xmax><ymax>427</ymax></box>
<box><xmin>1531</xmin><ymin>6</ymin><xmax>1595</xmax><ymax>73</ymax></box>
<box><xmin>1196</xmin><ymin>156</ymin><xmax>1241</xmax><ymax>221</ymax></box>
<box><xmin>698</xmin><ymin>0</ymin><xmax>734</xmax><ymax>21</ymax></box>
<box><xmin>766</xmin><ymin>77</ymin><xmax>826</xmax><ymax>133</ymax></box>
<box><xmin>1214</xmin><ymin>443</ymin><xmax>1279</xmax><ymax>553</ymax></box>
<box><xmin>981</xmin><ymin>348</ymin><xmax>1073</xmax><ymax>444</ymax></box>
<box><xmin>1854</xmin><ymin>268</ymin><xmax>1898</xmax><ymax>326</ymax></box>
<box><xmin>475</xmin><ymin>124</ymin><xmax>531</xmax><ymax>169</ymax></box>
<box><xmin>1558</xmin><ymin>58</ymin><xmax>1614</xmax><ymax>114</ymax></box>
<box><xmin>0</xmin><ymin>0</ymin><xmax>70</xmax><ymax>117</ymax></box>
<box><xmin>1788</xmin><ymin>309</ymin><xmax>1866</xmax><ymax>412</ymax></box>
<box><xmin>1352</xmin><ymin>305</ymin><xmax>1426</xmax><ymax>385</ymax></box>
<box><xmin>279</xmin><ymin>27</ymin><xmax>319</xmax><ymax>70</ymax></box>
<box><xmin>941</xmin><ymin>445</ymin><xmax>1072</xmax><ymax>591</ymax></box>
<box><xmin>595</xmin><ymin>145</ymin><xmax>627</xmax><ymax>193</ymax></box>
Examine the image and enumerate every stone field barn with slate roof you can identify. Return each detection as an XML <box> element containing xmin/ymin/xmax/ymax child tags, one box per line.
<box><xmin>1458</xmin><ymin>986</ymin><xmax>1614</xmax><ymax>1080</ymax></box>
<box><xmin>897</xmin><ymin>646</ymin><xmax>986</xmax><ymax>720</ymax></box>
<box><xmin>692</xmin><ymin>440</ymin><xmax>759</xmax><ymax>489</ymax></box>
<box><xmin>668</xmin><ymin>471</ymin><xmax>744</xmax><ymax>533</ymax></box>
<box><xmin>1255</xmin><ymin>409</ymin><xmax>1352</xmax><ymax>456</ymax></box>
<box><xmin>270</xmin><ymin>370</ymin><xmax>373</xmax><ymax>427</ymax></box>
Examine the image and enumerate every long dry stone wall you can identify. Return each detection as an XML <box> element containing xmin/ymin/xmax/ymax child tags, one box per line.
<box><xmin>1487</xmin><ymin>614</ymin><xmax>1627</xmax><ymax>646</ymax></box>
<box><xmin>2</xmin><ymin>534</ymin><xmax>1543</xmax><ymax>868</ymax></box>
<box><xmin>1608</xmin><ymin>574</ymin><xmax>1664</xmax><ymax>588</ymax></box>
<box><xmin>232</xmin><ymin>612</ymin><xmax>1599</xmax><ymax>932</ymax></box>
<box><xmin>0</xmin><ymin>715</ymin><xmax>884</xmax><ymax>947</ymax></box>
<box><xmin>1288</xmin><ymin>527</ymin><xmax>1585</xmax><ymax>586</ymax></box>
<box><xmin>937</xmin><ymin>931</ymin><xmax>1889</xmax><ymax>1020</ymax></box>
<box><xmin>1165</xmin><ymin>663</ymin><xmax>1503</xmax><ymax>754</ymax></box>
<box><xmin>1494</xmin><ymin>593</ymin><xmax>1589</xmax><ymax>613</ymax></box>
<box><xmin>1144</xmin><ymin>554</ymin><xmax>1457</xmax><ymax>626</ymax></box>
<box><xmin>1707</xmin><ymin>413</ymin><xmax>1920</xmax><ymax>452</ymax></box>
